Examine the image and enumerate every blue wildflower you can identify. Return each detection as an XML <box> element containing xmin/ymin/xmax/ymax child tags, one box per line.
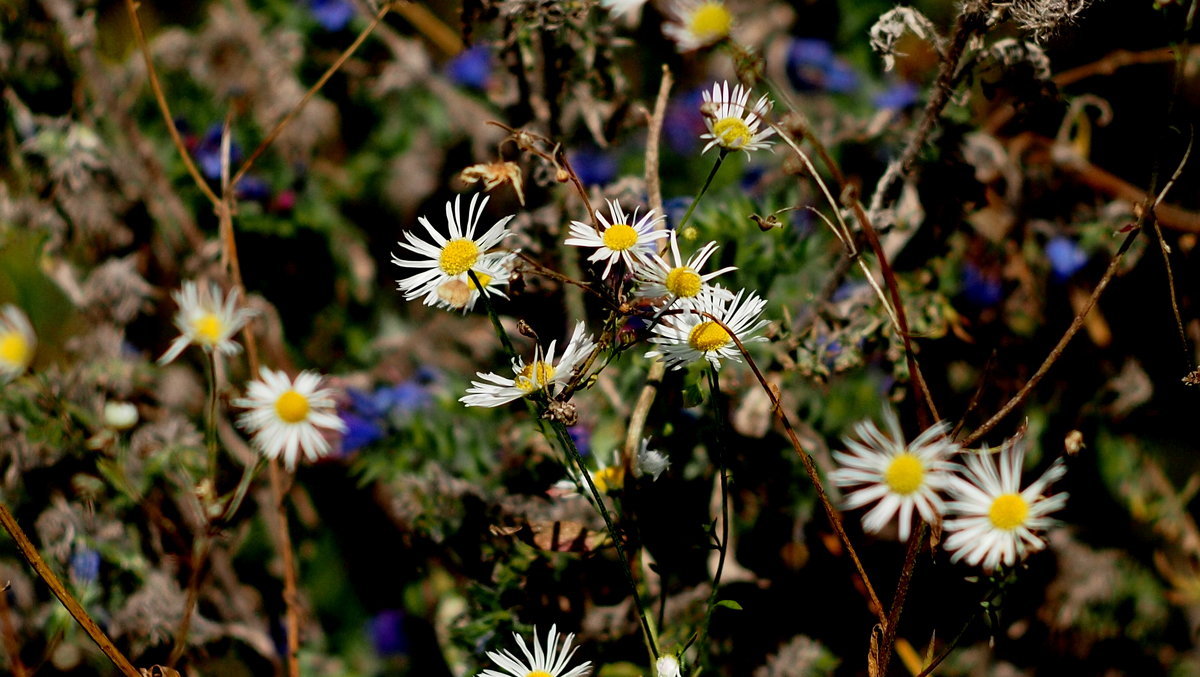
<box><xmin>874</xmin><ymin>80</ymin><xmax>920</xmax><ymax>111</ymax></box>
<box><xmin>1045</xmin><ymin>236</ymin><xmax>1087</xmax><ymax>281</ymax></box>
<box><xmin>339</xmin><ymin>412</ymin><xmax>385</xmax><ymax>454</ymax></box>
<box><xmin>369</xmin><ymin>609</ymin><xmax>409</xmax><ymax>657</ymax></box>
<box><xmin>70</xmin><ymin>548</ymin><xmax>100</xmax><ymax>584</ymax></box>
<box><xmin>308</xmin><ymin>0</ymin><xmax>355</xmax><ymax>31</ymax></box>
<box><xmin>446</xmin><ymin>45</ymin><xmax>492</xmax><ymax>90</ymax></box>
<box><xmin>195</xmin><ymin>124</ymin><xmax>241</xmax><ymax>181</ymax></box>
<box><xmin>786</xmin><ymin>38</ymin><xmax>859</xmax><ymax>94</ymax></box>
<box><xmin>962</xmin><ymin>263</ymin><xmax>1003</xmax><ymax>307</ymax></box>
<box><xmin>570</xmin><ymin>147</ymin><xmax>618</xmax><ymax>187</ymax></box>
<box><xmin>567</xmin><ymin>424</ymin><xmax>592</xmax><ymax>458</ymax></box>
<box><xmin>664</xmin><ymin>89</ymin><xmax>707</xmax><ymax>154</ymax></box>
<box><xmin>663</xmin><ymin>196</ymin><xmax>694</xmax><ymax>230</ymax></box>
<box><xmin>235</xmin><ymin>175</ymin><xmax>271</xmax><ymax>203</ymax></box>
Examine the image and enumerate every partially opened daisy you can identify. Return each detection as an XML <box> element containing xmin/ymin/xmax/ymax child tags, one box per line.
<box><xmin>392</xmin><ymin>193</ymin><xmax>514</xmax><ymax>306</ymax></box>
<box><xmin>159</xmin><ymin>281</ymin><xmax>255</xmax><ymax>365</ymax></box>
<box><xmin>564</xmin><ymin>199</ymin><xmax>668</xmax><ymax>280</ymax></box>
<box><xmin>477</xmin><ymin>624</ymin><xmax>591</xmax><ymax>677</ymax></box>
<box><xmin>461</xmin><ymin>321</ymin><xmax>595</xmax><ymax>407</ymax></box>
<box><xmin>0</xmin><ymin>305</ymin><xmax>36</xmax><ymax>381</ymax></box>
<box><xmin>234</xmin><ymin>367</ymin><xmax>348</xmax><ymax>470</ymax></box>
<box><xmin>663</xmin><ymin>0</ymin><xmax>733</xmax><ymax>51</ymax></box>
<box><xmin>943</xmin><ymin>438</ymin><xmax>1068</xmax><ymax>570</ymax></box>
<box><xmin>635</xmin><ymin>231</ymin><xmax>736</xmax><ymax>304</ymax></box>
<box><xmin>433</xmin><ymin>251</ymin><xmax>517</xmax><ymax>313</ymax></box>
<box><xmin>645</xmin><ymin>286</ymin><xmax>768</xmax><ymax>370</ymax></box>
<box><xmin>700</xmin><ymin>81</ymin><xmax>775</xmax><ymax>156</ymax></box>
<box><xmin>600</xmin><ymin>0</ymin><xmax>647</xmax><ymax>19</ymax></box>
<box><xmin>830</xmin><ymin>409</ymin><xmax>959</xmax><ymax>541</ymax></box>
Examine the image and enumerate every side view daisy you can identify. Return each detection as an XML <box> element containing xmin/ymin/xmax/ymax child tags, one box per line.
<box><xmin>830</xmin><ymin>409</ymin><xmax>959</xmax><ymax>541</ymax></box>
<box><xmin>234</xmin><ymin>367</ymin><xmax>348</xmax><ymax>471</ymax></box>
<box><xmin>662</xmin><ymin>0</ymin><xmax>733</xmax><ymax>52</ymax></box>
<box><xmin>433</xmin><ymin>251</ymin><xmax>517</xmax><ymax>313</ymax></box>
<box><xmin>634</xmin><ymin>231</ymin><xmax>736</xmax><ymax>305</ymax></box>
<box><xmin>564</xmin><ymin>199</ymin><xmax>668</xmax><ymax>280</ymax></box>
<box><xmin>0</xmin><ymin>304</ymin><xmax>36</xmax><ymax>381</ymax></box>
<box><xmin>700</xmin><ymin>81</ymin><xmax>775</xmax><ymax>156</ymax></box>
<box><xmin>159</xmin><ymin>281</ymin><xmax>255</xmax><ymax>365</ymax></box>
<box><xmin>943</xmin><ymin>437</ymin><xmax>1068</xmax><ymax>570</ymax></box>
<box><xmin>645</xmin><ymin>286</ymin><xmax>768</xmax><ymax>371</ymax></box>
<box><xmin>477</xmin><ymin>624</ymin><xmax>591</xmax><ymax>677</ymax></box>
<box><xmin>461</xmin><ymin>321</ymin><xmax>595</xmax><ymax>407</ymax></box>
<box><xmin>392</xmin><ymin>193</ymin><xmax>514</xmax><ymax>307</ymax></box>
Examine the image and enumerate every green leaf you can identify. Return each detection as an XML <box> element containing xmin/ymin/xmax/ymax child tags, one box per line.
<box><xmin>714</xmin><ymin>599</ymin><xmax>742</xmax><ymax>611</ymax></box>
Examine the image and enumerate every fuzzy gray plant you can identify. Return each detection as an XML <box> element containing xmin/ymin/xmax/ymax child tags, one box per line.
<box><xmin>1007</xmin><ymin>0</ymin><xmax>1093</xmax><ymax>42</ymax></box>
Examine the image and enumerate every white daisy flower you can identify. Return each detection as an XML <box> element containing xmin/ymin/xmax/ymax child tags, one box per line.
<box><xmin>234</xmin><ymin>367</ymin><xmax>348</xmax><ymax>471</ymax></box>
<box><xmin>700</xmin><ymin>81</ymin><xmax>775</xmax><ymax>156</ymax></box>
<box><xmin>564</xmin><ymin>199</ymin><xmax>668</xmax><ymax>280</ymax></box>
<box><xmin>433</xmin><ymin>251</ymin><xmax>518</xmax><ymax>313</ymax></box>
<box><xmin>392</xmin><ymin>193</ymin><xmax>514</xmax><ymax>306</ymax></box>
<box><xmin>159</xmin><ymin>281</ymin><xmax>255</xmax><ymax>365</ymax></box>
<box><xmin>0</xmin><ymin>305</ymin><xmax>36</xmax><ymax>381</ymax></box>
<box><xmin>635</xmin><ymin>438</ymin><xmax>671</xmax><ymax>481</ymax></box>
<box><xmin>663</xmin><ymin>0</ymin><xmax>733</xmax><ymax>51</ymax></box>
<box><xmin>477</xmin><ymin>625</ymin><xmax>591</xmax><ymax>677</ymax></box>
<box><xmin>656</xmin><ymin>655</ymin><xmax>682</xmax><ymax>677</ymax></box>
<box><xmin>645</xmin><ymin>286</ymin><xmax>768</xmax><ymax>371</ymax></box>
<box><xmin>600</xmin><ymin>0</ymin><xmax>647</xmax><ymax>19</ymax></box>
<box><xmin>830</xmin><ymin>409</ymin><xmax>959</xmax><ymax>541</ymax></box>
<box><xmin>943</xmin><ymin>438</ymin><xmax>1068</xmax><ymax>570</ymax></box>
<box><xmin>556</xmin><ymin>449</ymin><xmax>625</xmax><ymax>496</ymax></box>
<box><xmin>461</xmin><ymin>321</ymin><xmax>596</xmax><ymax>407</ymax></box>
<box><xmin>634</xmin><ymin>231</ymin><xmax>736</xmax><ymax>305</ymax></box>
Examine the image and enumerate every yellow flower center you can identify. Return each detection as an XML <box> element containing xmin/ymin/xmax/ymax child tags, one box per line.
<box><xmin>470</xmin><ymin>272</ymin><xmax>492</xmax><ymax>290</ymax></box>
<box><xmin>439</xmin><ymin>239</ymin><xmax>479</xmax><ymax>275</ymax></box>
<box><xmin>0</xmin><ymin>331</ymin><xmax>30</xmax><ymax>369</ymax></box>
<box><xmin>515</xmin><ymin>360</ymin><xmax>555</xmax><ymax>393</ymax></box>
<box><xmin>689</xmin><ymin>2</ymin><xmax>732</xmax><ymax>43</ymax></box>
<box><xmin>593</xmin><ymin>465</ymin><xmax>625</xmax><ymax>494</ymax></box>
<box><xmin>688</xmin><ymin>321</ymin><xmax>730</xmax><ymax>352</ymax></box>
<box><xmin>602</xmin><ymin>223</ymin><xmax>639</xmax><ymax>251</ymax></box>
<box><xmin>883</xmin><ymin>454</ymin><xmax>924</xmax><ymax>495</ymax></box>
<box><xmin>274</xmin><ymin>390</ymin><xmax>310</xmax><ymax>424</ymax></box>
<box><xmin>526</xmin><ymin>672</ymin><xmax>553</xmax><ymax>677</ymax></box>
<box><xmin>190</xmin><ymin>312</ymin><xmax>224</xmax><ymax>346</ymax></box>
<box><xmin>681</xmin><ymin>226</ymin><xmax>698</xmax><ymax>241</ymax></box>
<box><xmin>713</xmin><ymin>117</ymin><xmax>752</xmax><ymax>148</ymax></box>
<box><xmin>665</xmin><ymin>267</ymin><xmax>702</xmax><ymax>298</ymax></box>
<box><xmin>988</xmin><ymin>493</ymin><xmax>1029</xmax><ymax>530</ymax></box>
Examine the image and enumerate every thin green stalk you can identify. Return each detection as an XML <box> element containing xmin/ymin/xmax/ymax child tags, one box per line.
<box><xmin>675</xmin><ymin>152</ymin><xmax>726</xmax><ymax>232</ymax></box>
<box><xmin>697</xmin><ymin>367</ymin><xmax>731</xmax><ymax>667</ymax></box>
<box><xmin>548</xmin><ymin>420</ymin><xmax>659</xmax><ymax>660</ymax></box>
<box><xmin>469</xmin><ymin>270</ymin><xmax>658</xmax><ymax>660</ymax></box>
<box><xmin>205</xmin><ymin>351</ymin><xmax>219</xmax><ymax>482</ymax></box>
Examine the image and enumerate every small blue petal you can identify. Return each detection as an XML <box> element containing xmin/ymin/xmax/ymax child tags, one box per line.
<box><xmin>962</xmin><ymin>263</ymin><xmax>1003</xmax><ymax>307</ymax></box>
<box><xmin>369</xmin><ymin>609</ymin><xmax>410</xmax><ymax>656</ymax></box>
<box><xmin>874</xmin><ymin>81</ymin><xmax>920</xmax><ymax>111</ymax></box>
<box><xmin>340</xmin><ymin>412</ymin><xmax>385</xmax><ymax>453</ymax></box>
<box><xmin>70</xmin><ymin>549</ymin><xmax>101</xmax><ymax>584</ymax></box>
<box><xmin>786</xmin><ymin>39</ymin><xmax>860</xmax><ymax>93</ymax></box>
<box><xmin>446</xmin><ymin>46</ymin><xmax>493</xmax><ymax>90</ymax></box>
<box><xmin>308</xmin><ymin>0</ymin><xmax>355</xmax><ymax>31</ymax></box>
<box><xmin>1045</xmin><ymin>236</ymin><xmax>1088</xmax><ymax>281</ymax></box>
<box><xmin>570</xmin><ymin>147</ymin><xmax>618</xmax><ymax>187</ymax></box>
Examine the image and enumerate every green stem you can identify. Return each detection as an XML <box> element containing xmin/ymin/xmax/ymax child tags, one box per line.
<box><xmin>205</xmin><ymin>351</ymin><xmax>219</xmax><ymax>482</ymax></box>
<box><xmin>468</xmin><ymin>269</ymin><xmax>658</xmax><ymax>660</ymax></box>
<box><xmin>675</xmin><ymin>152</ymin><xmax>726</xmax><ymax>232</ymax></box>
<box><xmin>698</xmin><ymin>367</ymin><xmax>731</xmax><ymax>667</ymax></box>
<box><xmin>548</xmin><ymin>420</ymin><xmax>659</xmax><ymax>660</ymax></box>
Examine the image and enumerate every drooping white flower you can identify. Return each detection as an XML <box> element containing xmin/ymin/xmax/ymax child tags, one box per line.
<box><xmin>636</xmin><ymin>438</ymin><xmax>671</xmax><ymax>481</ymax></box>
<box><xmin>943</xmin><ymin>438</ymin><xmax>1068</xmax><ymax>570</ymax></box>
<box><xmin>663</xmin><ymin>0</ymin><xmax>734</xmax><ymax>52</ymax></box>
<box><xmin>392</xmin><ymin>193</ymin><xmax>514</xmax><ymax>307</ymax></box>
<box><xmin>159</xmin><ymin>281</ymin><xmax>254</xmax><ymax>365</ymax></box>
<box><xmin>699</xmin><ymin>81</ymin><xmax>775</xmax><ymax>156</ymax></box>
<box><xmin>564</xmin><ymin>200</ymin><xmax>668</xmax><ymax>280</ymax></box>
<box><xmin>477</xmin><ymin>625</ymin><xmax>591</xmax><ymax>677</ymax></box>
<box><xmin>461</xmin><ymin>321</ymin><xmax>595</xmax><ymax>407</ymax></box>
<box><xmin>656</xmin><ymin>654</ymin><xmax>682</xmax><ymax>677</ymax></box>
<box><xmin>0</xmin><ymin>304</ymin><xmax>36</xmax><ymax>381</ymax></box>
<box><xmin>432</xmin><ymin>251</ymin><xmax>518</xmax><ymax>313</ymax></box>
<box><xmin>634</xmin><ymin>231</ymin><xmax>736</xmax><ymax>304</ymax></box>
<box><xmin>830</xmin><ymin>409</ymin><xmax>959</xmax><ymax>541</ymax></box>
<box><xmin>234</xmin><ymin>367</ymin><xmax>348</xmax><ymax>470</ymax></box>
<box><xmin>103</xmin><ymin>402</ymin><xmax>139</xmax><ymax>431</ymax></box>
<box><xmin>600</xmin><ymin>0</ymin><xmax>648</xmax><ymax>19</ymax></box>
<box><xmin>645</xmin><ymin>286</ymin><xmax>768</xmax><ymax>371</ymax></box>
